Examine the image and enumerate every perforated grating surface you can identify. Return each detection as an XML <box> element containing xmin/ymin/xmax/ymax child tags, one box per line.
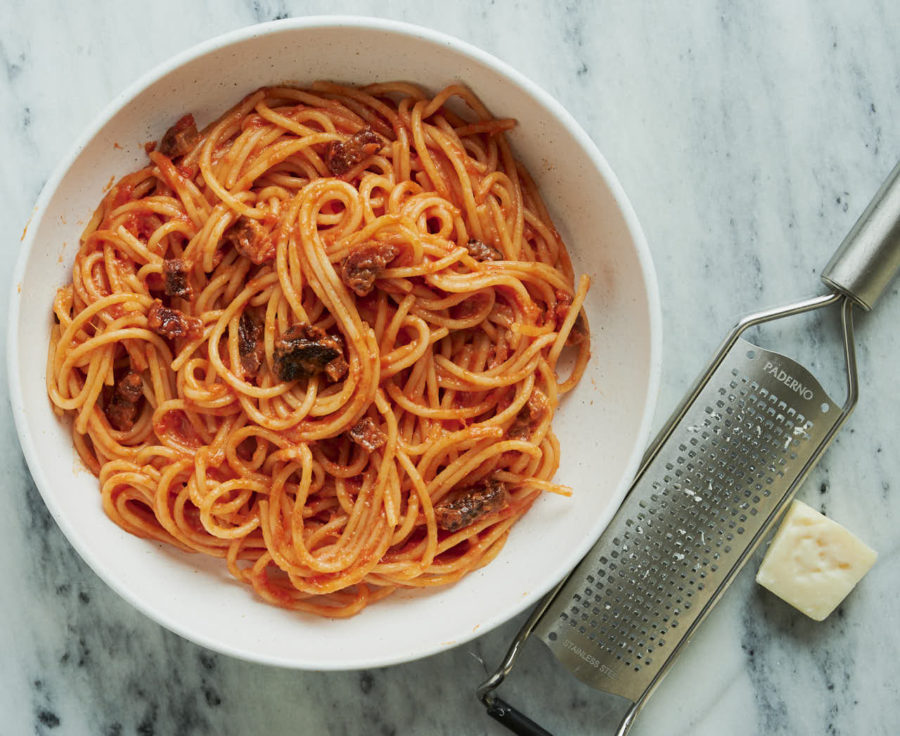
<box><xmin>534</xmin><ymin>339</ymin><xmax>841</xmax><ymax>702</ymax></box>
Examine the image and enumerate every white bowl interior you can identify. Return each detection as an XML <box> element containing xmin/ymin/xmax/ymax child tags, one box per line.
<box><xmin>10</xmin><ymin>18</ymin><xmax>660</xmax><ymax>669</ymax></box>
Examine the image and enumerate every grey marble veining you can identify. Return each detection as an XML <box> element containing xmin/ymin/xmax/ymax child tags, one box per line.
<box><xmin>2</xmin><ymin>1</ymin><xmax>899</xmax><ymax>734</ymax></box>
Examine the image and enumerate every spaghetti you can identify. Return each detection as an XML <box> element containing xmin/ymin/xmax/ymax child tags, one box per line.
<box><xmin>46</xmin><ymin>83</ymin><xmax>591</xmax><ymax>617</ymax></box>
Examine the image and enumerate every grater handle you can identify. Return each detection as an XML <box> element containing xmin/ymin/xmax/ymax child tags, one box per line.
<box><xmin>821</xmin><ymin>158</ymin><xmax>900</xmax><ymax>310</ymax></box>
<box><xmin>484</xmin><ymin>697</ymin><xmax>554</xmax><ymax>736</ymax></box>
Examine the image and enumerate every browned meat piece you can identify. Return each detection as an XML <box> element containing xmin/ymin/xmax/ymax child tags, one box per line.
<box><xmin>222</xmin><ymin>216</ymin><xmax>276</xmax><ymax>264</ymax></box>
<box><xmin>325</xmin><ymin>127</ymin><xmax>382</xmax><ymax>176</ymax></box>
<box><xmin>273</xmin><ymin>324</ymin><xmax>346</xmax><ymax>382</ymax></box>
<box><xmin>163</xmin><ymin>258</ymin><xmax>193</xmax><ymax>300</ymax></box>
<box><xmin>322</xmin><ymin>331</ymin><xmax>349</xmax><ymax>381</ymax></box>
<box><xmin>348</xmin><ymin>416</ymin><xmax>387</xmax><ymax>452</ymax></box>
<box><xmin>434</xmin><ymin>478</ymin><xmax>509</xmax><ymax>533</ymax></box>
<box><xmin>508</xmin><ymin>390</ymin><xmax>549</xmax><ymax>440</ymax></box>
<box><xmin>553</xmin><ymin>290</ymin><xmax>572</xmax><ymax>327</ymax></box>
<box><xmin>157</xmin><ymin>114</ymin><xmax>200</xmax><ymax>158</ymax></box>
<box><xmin>117</xmin><ymin>371</ymin><xmax>143</xmax><ymax>403</ymax></box>
<box><xmin>464</xmin><ymin>238</ymin><xmax>503</xmax><ymax>262</ymax></box>
<box><xmin>238</xmin><ymin>312</ymin><xmax>265</xmax><ymax>378</ymax></box>
<box><xmin>105</xmin><ymin>371</ymin><xmax>143</xmax><ymax>431</ymax></box>
<box><xmin>340</xmin><ymin>243</ymin><xmax>398</xmax><ymax>297</ymax></box>
<box><xmin>324</xmin><ymin>354</ymin><xmax>349</xmax><ymax>382</ymax></box>
<box><xmin>106</xmin><ymin>397</ymin><xmax>137</xmax><ymax>431</ymax></box>
<box><xmin>147</xmin><ymin>299</ymin><xmax>203</xmax><ymax>340</ymax></box>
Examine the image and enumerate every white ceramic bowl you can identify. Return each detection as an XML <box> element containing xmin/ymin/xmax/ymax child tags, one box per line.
<box><xmin>9</xmin><ymin>17</ymin><xmax>661</xmax><ymax>669</ymax></box>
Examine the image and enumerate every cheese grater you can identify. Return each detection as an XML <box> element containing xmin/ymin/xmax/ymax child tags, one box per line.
<box><xmin>477</xmin><ymin>159</ymin><xmax>900</xmax><ymax>736</ymax></box>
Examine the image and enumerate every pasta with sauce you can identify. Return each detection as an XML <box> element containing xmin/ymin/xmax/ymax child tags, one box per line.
<box><xmin>46</xmin><ymin>82</ymin><xmax>591</xmax><ymax>617</ymax></box>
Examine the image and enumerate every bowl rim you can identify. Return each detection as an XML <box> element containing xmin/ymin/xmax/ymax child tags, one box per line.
<box><xmin>8</xmin><ymin>14</ymin><xmax>662</xmax><ymax>669</ymax></box>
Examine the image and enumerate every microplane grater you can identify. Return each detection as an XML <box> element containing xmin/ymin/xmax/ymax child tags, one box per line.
<box><xmin>532</xmin><ymin>337</ymin><xmax>838</xmax><ymax>699</ymax></box>
<box><xmin>478</xmin><ymin>159</ymin><xmax>900</xmax><ymax>736</ymax></box>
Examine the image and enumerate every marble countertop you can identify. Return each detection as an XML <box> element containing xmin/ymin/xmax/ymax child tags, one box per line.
<box><xmin>2</xmin><ymin>1</ymin><xmax>898</xmax><ymax>734</ymax></box>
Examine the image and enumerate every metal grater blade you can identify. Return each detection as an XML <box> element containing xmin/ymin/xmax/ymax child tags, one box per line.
<box><xmin>532</xmin><ymin>337</ymin><xmax>841</xmax><ymax>702</ymax></box>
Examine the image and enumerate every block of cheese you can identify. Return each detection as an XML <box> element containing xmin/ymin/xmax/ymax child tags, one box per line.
<box><xmin>755</xmin><ymin>500</ymin><xmax>877</xmax><ymax>621</ymax></box>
